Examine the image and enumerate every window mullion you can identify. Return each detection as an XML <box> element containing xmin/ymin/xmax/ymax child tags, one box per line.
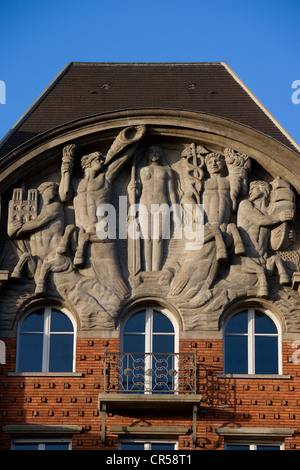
<box><xmin>248</xmin><ymin>309</ymin><xmax>255</xmax><ymax>374</ymax></box>
<box><xmin>43</xmin><ymin>307</ymin><xmax>51</xmax><ymax>372</ymax></box>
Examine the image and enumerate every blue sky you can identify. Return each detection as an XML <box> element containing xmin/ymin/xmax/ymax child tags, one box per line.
<box><xmin>0</xmin><ymin>0</ymin><xmax>300</xmax><ymax>146</ymax></box>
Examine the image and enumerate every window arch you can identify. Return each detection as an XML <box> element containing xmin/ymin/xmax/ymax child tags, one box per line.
<box><xmin>224</xmin><ymin>308</ymin><xmax>281</xmax><ymax>375</ymax></box>
<box><xmin>120</xmin><ymin>306</ymin><xmax>178</xmax><ymax>393</ymax></box>
<box><xmin>17</xmin><ymin>306</ymin><xmax>75</xmax><ymax>373</ymax></box>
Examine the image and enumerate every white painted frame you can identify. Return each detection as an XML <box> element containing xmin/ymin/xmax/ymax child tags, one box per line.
<box><xmin>118</xmin><ymin>438</ymin><xmax>178</xmax><ymax>450</ymax></box>
<box><xmin>16</xmin><ymin>306</ymin><xmax>76</xmax><ymax>373</ymax></box>
<box><xmin>225</xmin><ymin>440</ymin><xmax>284</xmax><ymax>450</ymax></box>
<box><xmin>224</xmin><ymin>307</ymin><xmax>282</xmax><ymax>375</ymax></box>
<box><xmin>11</xmin><ymin>438</ymin><xmax>72</xmax><ymax>450</ymax></box>
<box><xmin>120</xmin><ymin>306</ymin><xmax>179</xmax><ymax>392</ymax></box>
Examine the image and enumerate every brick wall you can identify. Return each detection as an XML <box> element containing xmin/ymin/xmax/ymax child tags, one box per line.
<box><xmin>1</xmin><ymin>337</ymin><xmax>299</xmax><ymax>450</ymax></box>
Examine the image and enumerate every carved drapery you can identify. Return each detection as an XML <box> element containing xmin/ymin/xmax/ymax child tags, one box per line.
<box><xmin>0</xmin><ymin>113</ymin><xmax>299</xmax><ymax>335</ymax></box>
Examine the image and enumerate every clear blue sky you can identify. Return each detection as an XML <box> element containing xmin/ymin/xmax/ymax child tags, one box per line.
<box><xmin>0</xmin><ymin>0</ymin><xmax>300</xmax><ymax>146</ymax></box>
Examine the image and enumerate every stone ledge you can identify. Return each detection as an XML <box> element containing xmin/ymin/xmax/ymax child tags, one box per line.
<box><xmin>7</xmin><ymin>372</ymin><xmax>83</xmax><ymax>377</ymax></box>
<box><xmin>2</xmin><ymin>424</ymin><xmax>83</xmax><ymax>435</ymax></box>
<box><xmin>110</xmin><ymin>425</ymin><xmax>189</xmax><ymax>436</ymax></box>
<box><xmin>99</xmin><ymin>393</ymin><xmax>202</xmax><ymax>411</ymax></box>
<box><xmin>216</xmin><ymin>426</ymin><xmax>294</xmax><ymax>438</ymax></box>
<box><xmin>216</xmin><ymin>374</ymin><xmax>291</xmax><ymax>379</ymax></box>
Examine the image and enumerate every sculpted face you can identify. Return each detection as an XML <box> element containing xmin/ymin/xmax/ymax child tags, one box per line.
<box><xmin>205</xmin><ymin>153</ymin><xmax>225</xmax><ymax>175</ymax></box>
<box><xmin>146</xmin><ymin>146</ymin><xmax>161</xmax><ymax>164</ymax></box>
<box><xmin>249</xmin><ymin>181</ymin><xmax>269</xmax><ymax>202</ymax></box>
<box><xmin>90</xmin><ymin>155</ymin><xmax>104</xmax><ymax>172</ymax></box>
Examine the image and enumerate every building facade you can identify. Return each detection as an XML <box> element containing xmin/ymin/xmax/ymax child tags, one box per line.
<box><xmin>1</xmin><ymin>63</ymin><xmax>300</xmax><ymax>451</ymax></box>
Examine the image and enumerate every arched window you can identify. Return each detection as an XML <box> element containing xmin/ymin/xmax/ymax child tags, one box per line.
<box><xmin>17</xmin><ymin>307</ymin><xmax>75</xmax><ymax>373</ymax></box>
<box><xmin>224</xmin><ymin>308</ymin><xmax>280</xmax><ymax>374</ymax></box>
<box><xmin>121</xmin><ymin>306</ymin><xmax>178</xmax><ymax>393</ymax></box>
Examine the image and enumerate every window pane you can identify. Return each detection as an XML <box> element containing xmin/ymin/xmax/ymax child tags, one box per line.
<box><xmin>255</xmin><ymin>336</ymin><xmax>278</xmax><ymax>374</ymax></box>
<box><xmin>224</xmin><ymin>336</ymin><xmax>248</xmax><ymax>373</ymax></box>
<box><xmin>21</xmin><ymin>310</ymin><xmax>44</xmax><ymax>332</ymax></box>
<box><xmin>49</xmin><ymin>334</ymin><xmax>73</xmax><ymax>372</ymax></box>
<box><xmin>120</xmin><ymin>443</ymin><xmax>145</xmax><ymax>450</ymax></box>
<box><xmin>153</xmin><ymin>312</ymin><xmax>174</xmax><ymax>333</ymax></box>
<box><xmin>255</xmin><ymin>312</ymin><xmax>277</xmax><ymax>334</ymax></box>
<box><xmin>225</xmin><ymin>312</ymin><xmax>248</xmax><ymax>334</ymax></box>
<box><xmin>18</xmin><ymin>334</ymin><xmax>43</xmax><ymax>372</ymax></box>
<box><xmin>13</xmin><ymin>443</ymin><xmax>39</xmax><ymax>450</ymax></box>
<box><xmin>50</xmin><ymin>310</ymin><xmax>73</xmax><ymax>332</ymax></box>
<box><xmin>124</xmin><ymin>311</ymin><xmax>146</xmax><ymax>333</ymax></box>
<box><xmin>123</xmin><ymin>334</ymin><xmax>145</xmax><ymax>353</ymax></box>
<box><xmin>226</xmin><ymin>444</ymin><xmax>250</xmax><ymax>450</ymax></box>
<box><xmin>45</xmin><ymin>443</ymin><xmax>70</xmax><ymax>450</ymax></box>
<box><xmin>257</xmin><ymin>445</ymin><xmax>281</xmax><ymax>450</ymax></box>
<box><xmin>151</xmin><ymin>444</ymin><xmax>175</xmax><ymax>450</ymax></box>
<box><xmin>153</xmin><ymin>334</ymin><xmax>174</xmax><ymax>354</ymax></box>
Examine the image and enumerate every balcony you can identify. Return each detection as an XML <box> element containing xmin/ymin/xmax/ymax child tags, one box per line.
<box><xmin>103</xmin><ymin>351</ymin><xmax>197</xmax><ymax>394</ymax></box>
<box><xmin>99</xmin><ymin>351</ymin><xmax>202</xmax><ymax>447</ymax></box>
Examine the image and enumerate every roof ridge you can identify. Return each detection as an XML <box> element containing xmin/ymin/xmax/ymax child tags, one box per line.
<box><xmin>222</xmin><ymin>62</ymin><xmax>300</xmax><ymax>153</ymax></box>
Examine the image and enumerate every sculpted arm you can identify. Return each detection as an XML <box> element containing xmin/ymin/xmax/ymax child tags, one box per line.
<box><xmin>239</xmin><ymin>200</ymin><xmax>294</xmax><ymax>228</ymax></box>
<box><xmin>59</xmin><ymin>144</ymin><xmax>76</xmax><ymax>202</ymax></box>
<box><xmin>13</xmin><ymin>204</ymin><xmax>61</xmax><ymax>238</ymax></box>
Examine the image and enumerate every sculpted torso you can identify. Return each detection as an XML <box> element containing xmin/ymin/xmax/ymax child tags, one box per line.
<box><xmin>139</xmin><ymin>165</ymin><xmax>171</xmax><ymax>207</ymax></box>
<box><xmin>203</xmin><ymin>176</ymin><xmax>232</xmax><ymax>225</ymax></box>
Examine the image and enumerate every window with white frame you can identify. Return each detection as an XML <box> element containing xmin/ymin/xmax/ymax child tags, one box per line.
<box><xmin>224</xmin><ymin>308</ymin><xmax>280</xmax><ymax>374</ymax></box>
<box><xmin>121</xmin><ymin>306</ymin><xmax>178</xmax><ymax>393</ymax></box>
<box><xmin>11</xmin><ymin>439</ymin><xmax>71</xmax><ymax>450</ymax></box>
<box><xmin>119</xmin><ymin>439</ymin><xmax>177</xmax><ymax>450</ymax></box>
<box><xmin>17</xmin><ymin>307</ymin><xmax>75</xmax><ymax>373</ymax></box>
<box><xmin>225</xmin><ymin>441</ymin><xmax>282</xmax><ymax>450</ymax></box>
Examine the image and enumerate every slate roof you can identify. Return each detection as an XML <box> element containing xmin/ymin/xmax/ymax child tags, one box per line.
<box><xmin>0</xmin><ymin>62</ymin><xmax>299</xmax><ymax>158</ymax></box>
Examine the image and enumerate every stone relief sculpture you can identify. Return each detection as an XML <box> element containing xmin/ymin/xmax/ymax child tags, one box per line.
<box><xmin>7</xmin><ymin>182</ymin><xmax>70</xmax><ymax>296</ymax></box>
<box><xmin>59</xmin><ymin>125</ymin><xmax>146</xmax><ymax>298</ymax></box>
<box><xmin>3</xmin><ymin>130</ymin><xmax>299</xmax><ymax>331</ymax></box>
<box><xmin>127</xmin><ymin>145</ymin><xmax>178</xmax><ymax>273</ymax></box>
<box><xmin>237</xmin><ymin>178</ymin><xmax>295</xmax><ymax>298</ymax></box>
<box><xmin>169</xmin><ymin>145</ymin><xmax>251</xmax><ymax>307</ymax></box>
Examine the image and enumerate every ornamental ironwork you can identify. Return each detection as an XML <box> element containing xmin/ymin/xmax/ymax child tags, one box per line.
<box><xmin>103</xmin><ymin>351</ymin><xmax>197</xmax><ymax>394</ymax></box>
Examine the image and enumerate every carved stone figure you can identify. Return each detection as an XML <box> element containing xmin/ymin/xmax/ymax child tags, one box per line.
<box><xmin>237</xmin><ymin>179</ymin><xmax>295</xmax><ymax>298</ymax></box>
<box><xmin>127</xmin><ymin>145</ymin><xmax>178</xmax><ymax>272</ymax></box>
<box><xmin>59</xmin><ymin>125</ymin><xmax>146</xmax><ymax>297</ymax></box>
<box><xmin>170</xmin><ymin>146</ymin><xmax>250</xmax><ymax>306</ymax></box>
<box><xmin>7</xmin><ymin>182</ymin><xmax>72</xmax><ymax>296</ymax></box>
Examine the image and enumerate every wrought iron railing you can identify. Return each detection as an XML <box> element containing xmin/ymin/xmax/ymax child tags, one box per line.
<box><xmin>103</xmin><ymin>351</ymin><xmax>197</xmax><ymax>394</ymax></box>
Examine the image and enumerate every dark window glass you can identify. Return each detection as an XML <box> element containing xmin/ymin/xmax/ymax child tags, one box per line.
<box><xmin>123</xmin><ymin>334</ymin><xmax>145</xmax><ymax>353</ymax></box>
<box><xmin>255</xmin><ymin>336</ymin><xmax>278</xmax><ymax>374</ymax></box>
<box><xmin>151</xmin><ymin>444</ymin><xmax>175</xmax><ymax>450</ymax></box>
<box><xmin>45</xmin><ymin>443</ymin><xmax>70</xmax><ymax>450</ymax></box>
<box><xmin>120</xmin><ymin>444</ymin><xmax>145</xmax><ymax>450</ymax></box>
<box><xmin>124</xmin><ymin>311</ymin><xmax>146</xmax><ymax>333</ymax></box>
<box><xmin>50</xmin><ymin>310</ymin><xmax>73</xmax><ymax>332</ymax></box>
<box><xmin>225</xmin><ymin>312</ymin><xmax>248</xmax><ymax>334</ymax></box>
<box><xmin>14</xmin><ymin>443</ymin><xmax>39</xmax><ymax>450</ymax></box>
<box><xmin>256</xmin><ymin>445</ymin><xmax>280</xmax><ymax>450</ymax></box>
<box><xmin>255</xmin><ymin>312</ymin><xmax>277</xmax><ymax>334</ymax></box>
<box><xmin>153</xmin><ymin>311</ymin><xmax>174</xmax><ymax>333</ymax></box>
<box><xmin>49</xmin><ymin>334</ymin><xmax>73</xmax><ymax>372</ymax></box>
<box><xmin>18</xmin><ymin>308</ymin><xmax>74</xmax><ymax>372</ymax></box>
<box><xmin>153</xmin><ymin>334</ymin><xmax>174</xmax><ymax>354</ymax></box>
<box><xmin>18</xmin><ymin>334</ymin><xmax>43</xmax><ymax>372</ymax></box>
<box><xmin>21</xmin><ymin>310</ymin><xmax>44</xmax><ymax>332</ymax></box>
<box><xmin>226</xmin><ymin>444</ymin><xmax>250</xmax><ymax>450</ymax></box>
<box><xmin>224</xmin><ymin>335</ymin><xmax>248</xmax><ymax>374</ymax></box>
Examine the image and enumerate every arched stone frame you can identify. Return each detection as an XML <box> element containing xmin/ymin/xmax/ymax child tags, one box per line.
<box><xmin>0</xmin><ymin>109</ymin><xmax>300</xmax><ymax>193</ymax></box>
<box><xmin>0</xmin><ymin>108</ymin><xmax>300</xmax><ymax>337</ymax></box>
<box><xmin>220</xmin><ymin>299</ymin><xmax>283</xmax><ymax>375</ymax></box>
<box><xmin>15</xmin><ymin>303</ymin><xmax>77</xmax><ymax>373</ymax></box>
